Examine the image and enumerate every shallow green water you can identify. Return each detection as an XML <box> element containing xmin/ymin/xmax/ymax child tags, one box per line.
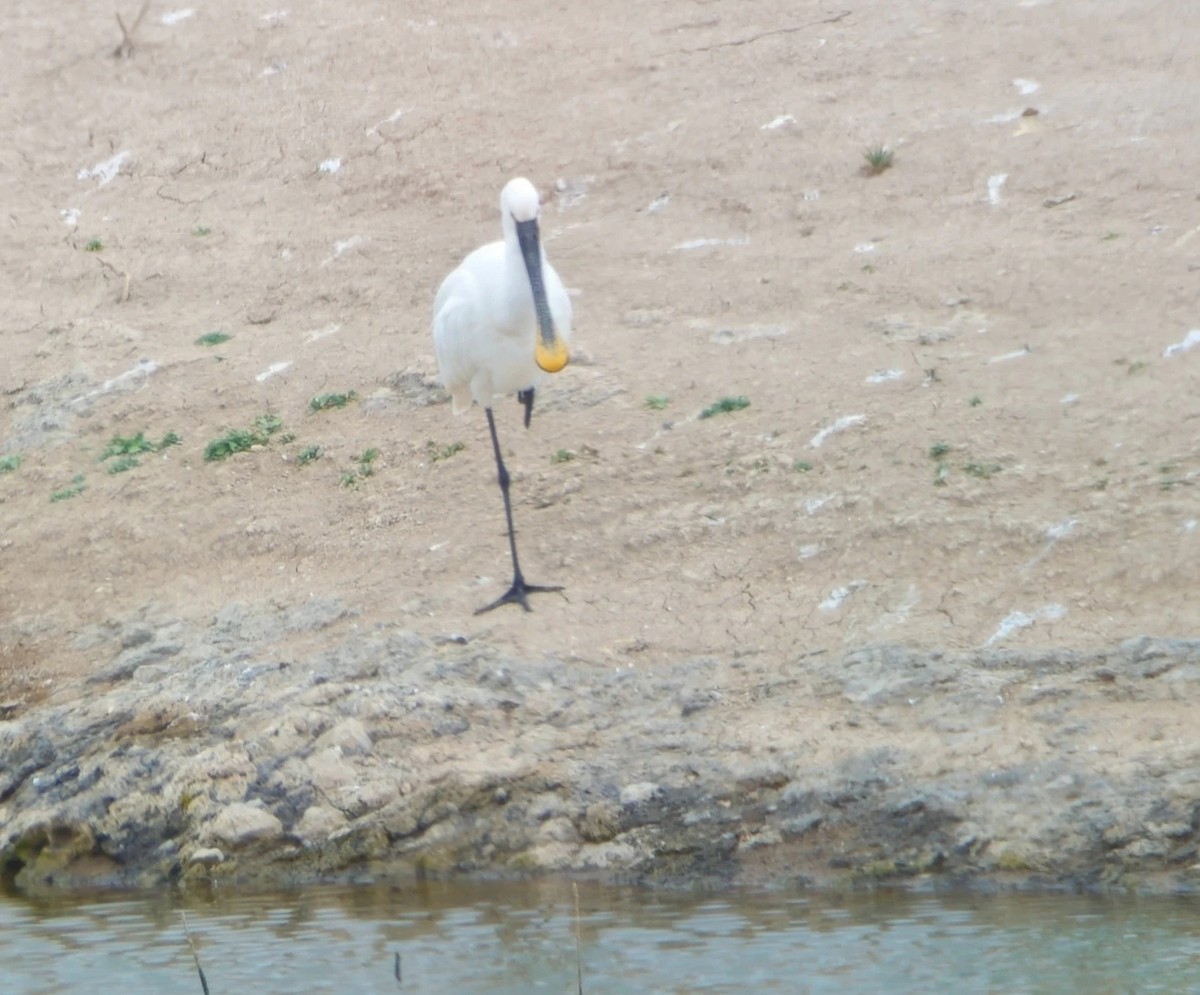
<box><xmin>2</xmin><ymin>881</ymin><xmax>1199</xmax><ymax>993</ymax></box>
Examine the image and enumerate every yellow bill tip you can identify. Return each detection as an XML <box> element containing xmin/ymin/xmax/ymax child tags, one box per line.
<box><xmin>535</xmin><ymin>337</ymin><xmax>570</xmax><ymax>374</ymax></box>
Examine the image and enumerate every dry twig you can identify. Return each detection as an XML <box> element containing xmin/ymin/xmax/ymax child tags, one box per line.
<box><xmin>573</xmin><ymin>882</ymin><xmax>585</xmax><ymax>995</ymax></box>
<box><xmin>114</xmin><ymin>2</ymin><xmax>151</xmax><ymax>59</ymax></box>
<box><xmin>680</xmin><ymin>10</ymin><xmax>851</xmax><ymax>53</ymax></box>
<box><xmin>93</xmin><ymin>255</ymin><xmax>132</xmax><ymax>303</ymax></box>
<box><xmin>182</xmin><ymin>912</ymin><xmax>211</xmax><ymax>995</ymax></box>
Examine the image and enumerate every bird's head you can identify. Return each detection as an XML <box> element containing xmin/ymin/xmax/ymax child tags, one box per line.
<box><xmin>503</xmin><ymin>177</ymin><xmax>568</xmax><ymax>374</ymax></box>
<box><xmin>502</xmin><ymin>177</ymin><xmax>541</xmax><ymax>224</ymax></box>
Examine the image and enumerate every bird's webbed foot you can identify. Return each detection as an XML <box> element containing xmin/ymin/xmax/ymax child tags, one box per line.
<box><xmin>474</xmin><ymin>572</ymin><xmax>563</xmax><ymax>614</ymax></box>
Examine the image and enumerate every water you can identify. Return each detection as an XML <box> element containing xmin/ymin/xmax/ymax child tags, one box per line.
<box><xmin>2</xmin><ymin>880</ymin><xmax>1199</xmax><ymax>994</ymax></box>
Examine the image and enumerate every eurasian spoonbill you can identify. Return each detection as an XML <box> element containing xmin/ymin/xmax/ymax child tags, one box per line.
<box><xmin>433</xmin><ymin>177</ymin><xmax>573</xmax><ymax>613</ymax></box>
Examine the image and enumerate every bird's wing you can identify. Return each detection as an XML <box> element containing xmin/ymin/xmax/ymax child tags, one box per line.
<box><xmin>432</xmin><ymin>275</ymin><xmax>479</xmax><ymax>414</ymax></box>
<box><xmin>545</xmin><ymin>263</ymin><xmax>574</xmax><ymax>341</ymax></box>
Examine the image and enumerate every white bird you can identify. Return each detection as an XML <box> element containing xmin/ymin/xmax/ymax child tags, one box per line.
<box><xmin>433</xmin><ymin>177</ymin><xmax>573</xmax><ymax>613</ymax></box>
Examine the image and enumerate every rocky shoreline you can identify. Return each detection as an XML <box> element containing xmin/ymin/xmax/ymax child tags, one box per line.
<box><xmin>2</xmin><ymin>600</ymin><xmax>1199</xmax><ymax>896</ymax></box>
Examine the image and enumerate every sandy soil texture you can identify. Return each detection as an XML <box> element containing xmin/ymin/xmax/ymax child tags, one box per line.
<box><xmin>1</xmin><ymin>0</ymin><xmax>1199</xmax><ymax>889</ymax></box>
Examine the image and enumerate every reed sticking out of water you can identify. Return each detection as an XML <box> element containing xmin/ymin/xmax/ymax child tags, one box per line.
<box><xmin>573</xmin><ymin>882</ymin><xmax>585</xmax><ymax>995</ymax></box>
<box><xmin>182</xmin><ymin>911</ymin><xmax>211</xmax><ymax>995</ymax></box>
<box><xmin>394</xmin><ymin>951</ymin><xmax>402</xmax><ymax>984</ymax></box>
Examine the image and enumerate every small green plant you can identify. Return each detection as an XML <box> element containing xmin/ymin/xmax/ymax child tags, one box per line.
<box><xmin>341</xmin><ymin>447</ymin><xmax>380</xmax><ymax>486</ymax></box>
<box><xmin>963</xmin><ymin>461</ymin><xmax>1002</xmax><ymax>479</ymax></box>
<box><xmin>0</xmin><ymin>455</ymin><xmax>21</xmax><ymax>474</ymax></box>
<box><xmin>98</xmin><ymin>430</ymin><xmax>181</xmax><ymax>472</ymax></box>
<box><xmin>85</xmin><ymin>238</ymin><xmax>104</xmax><ymax>252</ymax></box>
<box><xmin>204</xmin><ymin>429</ymin><xmax>257</xmax><ymax>462</ymax></box>
<box><xmin>551</xmin><ymin>449</ymin><xmax>576</xmax><ymax>464</ymax></box>
<box><xmin>1158</xmin><ymin>465</ymin><xmax>1192</xmax><ymax>491</ymax></box>
<box><xmin>192</xmin><ymin>226</ymin><xmax>212</xmax><ymax>237</ymax></box>
<box><xmin>1101</xmin><ymin>231</ymin><xmax>1120</xmax><ymax>241</ymax></box>
<box><xmin>645</xmin><ymin>394</ymin><xmax>671</xmax><ymax>411</ymax></box>
<box><xmin>203</xmin><ymin>415</ymin><xmax>283</xmax><ymax>462</ymax></box>
<box><xmin>426</xmin><ymin>440</ymin><xmax>465</xmax><ymax>462</ymax></box>
<box><xmin>862</xmin><ymin>145</ymin><xmax>894</xmax><ymax>175</ymax></box>
<box><xmin>195</xmin><ymin>331</ymin><xmax>231</xmax><ymax>347</ymax></box>
<box><xmin>51</xmin><ymin>474</ymin><xmax>86</xmax><ymax>502</ymax></box>
<box><xmin>699</xmin><ymin>395</ymin><xmax>750</xmax><ymax>419</ymax></box>
<box><xmin>297</xmin><ymin>445</ymin><xmax>322</xmax><ymax>465</ymax></box>
<box><xmin>968</xmin><ymin>395</ymin><xmax>982</xmax><ymax>407</ymax></box>
<box><xmin>100</xmin><ymin>432</ymin><xmax>156</xmax><ymax>460</ymax></box>
<box><xmin>928</xmin><ymin>442</ymin><xmax>951</xmax><ymax>460</ymax></box>
<box><xmin>309</xmin><ymin>391</ymin><xmax>358</xmax><ymax>412</ymax></box>
<box><xmin>934</xmin><ymin>463</ymin><xmax>951</xmax><ymax>486</ymax></box>
<box><xmin>255</xmin><ymin>414</ymin><xmax>283</xmax><ymax>436</ymax></box>
<box><xmin>792</xmin><ymin>459</ymin><xmax>813</xmax><ymax>473</ymax></box>
<box><xmin>861</xmin><ymin>263</ymin><xmax>876</xmax><ymax>274</ymax></box>
<box><xmin>106</xmin><ymin>455</ymin><xmax>141</xmax><ymax>474</ymax></box>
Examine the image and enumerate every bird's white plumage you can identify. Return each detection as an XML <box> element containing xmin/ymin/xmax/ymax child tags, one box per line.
<box><xmin>433</xmin><ymin>178</ymin><xmax>572</xmax><ymax>413</ymax></box>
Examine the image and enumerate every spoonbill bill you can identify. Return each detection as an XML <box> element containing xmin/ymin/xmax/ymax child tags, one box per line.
<box><xmin>432</xmin><ymin>177</ymin><xmax>573</xmax><ymax>613</ymax></box>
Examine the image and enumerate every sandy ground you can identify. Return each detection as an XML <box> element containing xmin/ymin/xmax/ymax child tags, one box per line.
<box><xmin>2</xmin><ymin>0</ymin><xmax>1199</xmax><ymax>705</ymax></box>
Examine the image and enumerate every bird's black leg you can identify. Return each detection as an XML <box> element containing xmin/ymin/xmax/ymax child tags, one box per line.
<box><xmin>517</xmin><ymin>388</ymin><xmax>535</xmax><ymax>429</ymax></box>
<box><xmin>475</xmin><ymin>406</ymin><xmax>563</xmax><ymax>614</ymax></box>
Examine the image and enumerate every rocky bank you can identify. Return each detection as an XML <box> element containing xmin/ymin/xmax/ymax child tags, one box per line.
<box><xmin>3</xmin><ymin>600</ymin><xmax>1199</xmax><ymax>896</ymax></box>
